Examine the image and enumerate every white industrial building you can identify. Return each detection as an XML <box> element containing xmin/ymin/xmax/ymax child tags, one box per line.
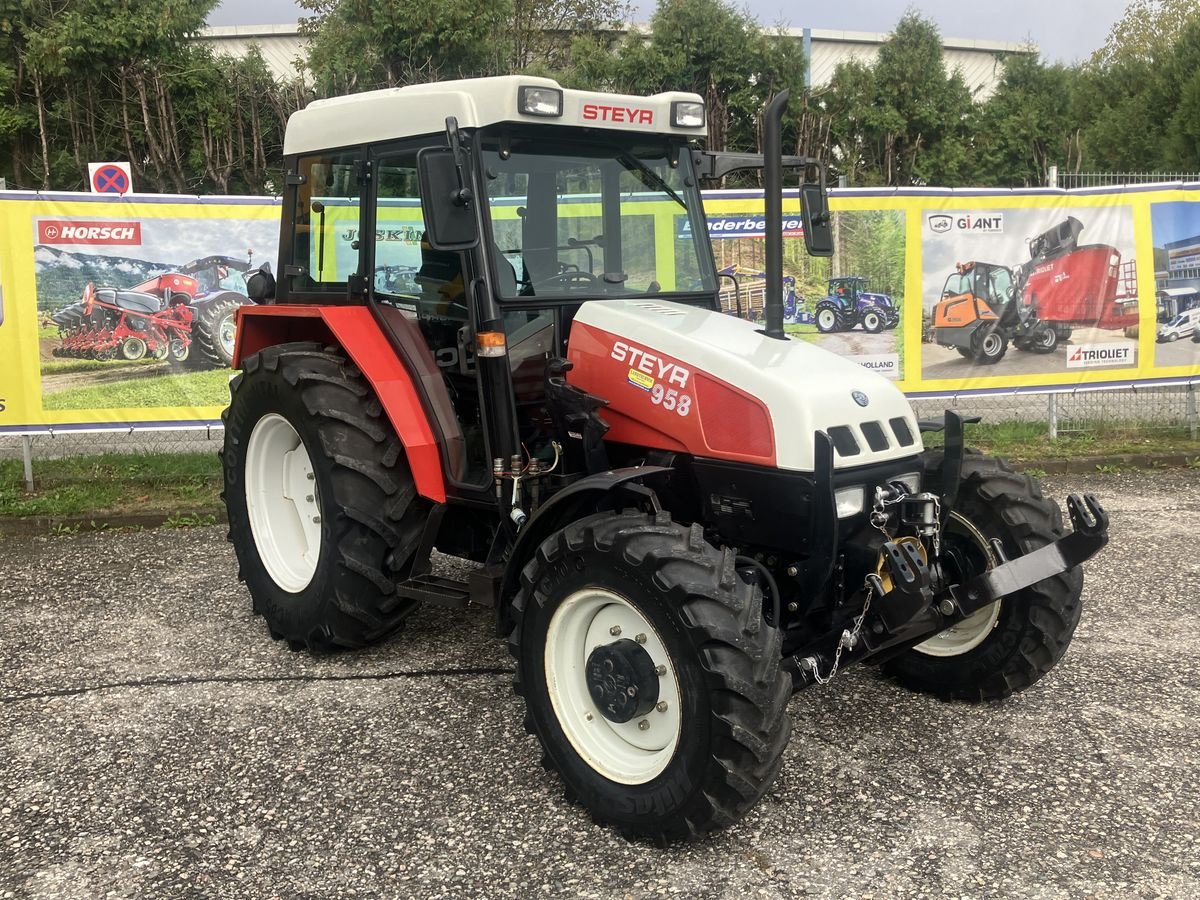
<box><xmin>197</xmin><ymin>24</ymin><xmax>1033</xmax><ymax>99</ymax></box>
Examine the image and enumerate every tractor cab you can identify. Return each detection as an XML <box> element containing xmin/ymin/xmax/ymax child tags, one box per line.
<box><xmin>940</xmin><ymin>261</ymin><xmax>1020</xmax><ymax>321</ymax></box>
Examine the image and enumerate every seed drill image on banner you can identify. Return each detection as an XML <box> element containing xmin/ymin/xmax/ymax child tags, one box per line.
<box><xmin>921</xmin><ymin>206</ymin><xmax>1138</xmax><ymax>381</ymax></box>
<box><xmin>1150</xmin><ymin>201</ymin><xmax>1200</xmax><ymax>369</ymax></box>
<box><xmin>703</xmin><ymin>195</ymin><xmax>906</xmax><ymax>380</ymax></box>
<box><xmin>34</xmin><ymin>212</ymin><xmax>279</xmax><ymax>413</ymax></box>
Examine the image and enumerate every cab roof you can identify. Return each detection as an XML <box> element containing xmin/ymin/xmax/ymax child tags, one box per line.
<box><xmin>284</xmin><ymin>75</ymin><xmax>706</xmax><ymax>156</ymax></box>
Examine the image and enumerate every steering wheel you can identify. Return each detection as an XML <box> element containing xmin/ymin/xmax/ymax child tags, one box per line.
<box><xmin>537</xmin><ymin>270</ymin><xmax>598</xmax><ymax>290</ymax></box>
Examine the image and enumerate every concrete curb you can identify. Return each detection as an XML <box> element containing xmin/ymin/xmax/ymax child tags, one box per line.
<box><xmin>2</xmin><ymin>451</ymin><xmax>1195</xmax><ymax>535</ymax></box>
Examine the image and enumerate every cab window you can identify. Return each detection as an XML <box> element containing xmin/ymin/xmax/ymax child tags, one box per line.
<box><xmin>289</xmin><ymin>152</ymin><xmax>362</xmax><ymax>294</ymax></box>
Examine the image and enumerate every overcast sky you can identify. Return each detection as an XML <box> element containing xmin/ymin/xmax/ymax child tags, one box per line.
<box><xmin>208</xmin><ymin>0</ymin><xmax>1131</xmax><ymax>64</ymax></box>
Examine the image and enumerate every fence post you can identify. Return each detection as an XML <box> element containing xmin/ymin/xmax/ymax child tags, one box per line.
<box><xmin>1189</xmin><ymin>382</ymin><xmax>1198</xmax><ymax>441</ymax></box>
<box><xmin>1047</xmin><ymin>393</ymin><xmax>1058</xmax><ymax>440</ymax></box>
<box><xmin>21</xmin><ymin>435</ymin><xmax>34</xmax><ymax>492</ymax></box>
<box><xmin>1047</xmin><ymin>165</ymin><xmax>1058</xmax><ymax>189</ymax></box>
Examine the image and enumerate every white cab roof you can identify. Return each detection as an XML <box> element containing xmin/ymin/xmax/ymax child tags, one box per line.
<box><xmin>284</xmin><ymin>75</ymin><xmax>706</xmax><ymax>155</ymax></box>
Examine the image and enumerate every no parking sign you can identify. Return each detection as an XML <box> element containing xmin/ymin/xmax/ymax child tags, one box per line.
<box><xmin>87</xmin><ymin>162</ymin><xmax>133</xmax><ymax>195</ymax></box>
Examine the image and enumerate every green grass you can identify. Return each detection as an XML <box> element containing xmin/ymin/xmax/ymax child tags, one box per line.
<box><xmin>0</xmin><ymin>452</ymin><xmax>222</xmax><ymax>518</ymax></box>
<box><xmin>923</xmin><ymin>420</ymin><xmax>1200</xmax><ymax>462</ymax></box>
<box><xmin>42</xmin><ymin>369</ymin><xmax>232</xmax><ymax>411</ymax></box>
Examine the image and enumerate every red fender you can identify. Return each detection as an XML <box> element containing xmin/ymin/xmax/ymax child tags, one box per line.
<box><xmin>234</xmin><ymin>305</ymin><xmax>446</xmax><ymax>503</ymax></box>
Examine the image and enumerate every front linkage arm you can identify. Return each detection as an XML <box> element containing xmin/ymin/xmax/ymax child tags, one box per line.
<box><xmin>788</xmin><ymin>492</ymin><xmax>1109</xmax><ymax>691</ymax></box>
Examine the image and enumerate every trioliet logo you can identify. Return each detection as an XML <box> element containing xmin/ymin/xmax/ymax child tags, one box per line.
<box><xmin>1066</xmin><ymin>343</ymin><xmax>1135</xmax><ymax>369</ymax></box>
<box><xmin>37</xmin><ymin>220</ymin><xmax>142</xmax><ymax>246</ymax></box>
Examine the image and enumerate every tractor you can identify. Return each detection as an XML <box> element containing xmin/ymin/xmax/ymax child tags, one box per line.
<box><xmin>220</xmin><ymin>76</ymin><xmax>1107</xmax><ymax>843</ymax></box>
<box><xmin>814</xmin><ymin>276</ymin><xmax>899</xmax><ymax>334</ymax></box>
<box><xmin>51</xmin><ymin>254</ymin><xmax>251</xmax><ymax>366</ymax></box>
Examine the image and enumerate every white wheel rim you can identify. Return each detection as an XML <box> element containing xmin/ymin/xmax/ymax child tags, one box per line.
<box><xmin>865</xmin><ymin>313</ymin><xmax>879</xmax><ymax>329</ymax></box>
<box><xmin>818</xmin><ymin>310</ymin><xmax>835</xmax><ymax>329</ymax></box>
<box><xmin>982</xmin><ymin>333</ymin><xmax>1002</xmax><ymax>355</ymax></box>
<box><xmin>915</xmin><ymin>512</ymin><xmax>1001</xmax><ymax>657</ymax></box>
<box><xmin>218</xmin><ymin>314</ymin><xmax>237</xmax><ymax>356</ymax></box>
<box><xmin>544</xmin><ymin>588</ymin><xmax>682</xmax><ymax>785</ymax></box>
<box><xmin>122</xmin><ymin>337</ymin><xmax>147</xmax><ymax>360</ymax></box>
<box><xmin>245</xmin><ymin>413</ymin><xmax>321</xmax><ymax>593</ymax></box>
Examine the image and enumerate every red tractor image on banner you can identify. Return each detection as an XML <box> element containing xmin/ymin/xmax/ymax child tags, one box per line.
<box><xmin>51</xmin><ymin>255</ymin><xmax>252</xmax><ymax>367</ymax></box>
<box><xmin>933</xmin><ymin>216</ymin><xmax>1138</xmax><ymax>364</ymax></box>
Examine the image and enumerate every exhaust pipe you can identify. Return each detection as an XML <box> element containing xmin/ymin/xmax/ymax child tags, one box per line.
<box><xmin>762</xmin><ymin>89</ymin><xmax>789</xmax><ymax>342</ymax></box>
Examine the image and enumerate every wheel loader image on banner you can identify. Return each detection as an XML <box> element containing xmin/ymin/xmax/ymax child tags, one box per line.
<box><xmin>932</xmin><ymin>216</ymin><xmax>1137</xmax><ymax>365</ymax></box>
<box><xmin>51</xmin><ymin>254</ymin><xmax>251</xmax><ymax>367</ymax></box>
<box><xmin>220</xmin><ymin>76</ymin><xmax>1109</xmax><ymax>842</ymax></box>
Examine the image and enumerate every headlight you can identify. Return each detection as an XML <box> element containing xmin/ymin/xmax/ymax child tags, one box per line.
<box><xmin>834</xmin><ymin>485</ymin><xmax>864</xmax><ymax>519</ymax></box>
<box><xmin>518</xmin><ymin>86</ymin><xmax>563</xmax><ymax>118</ymax></box>
<box><xmin>670</xmin><ymin>101</ymin><xmax>705</xmax><ymax>128</ymax></box>
<box><xmin>893</xmin><ymin>472</ymin><xmax>921</xmax><ymax>495</ymax></box>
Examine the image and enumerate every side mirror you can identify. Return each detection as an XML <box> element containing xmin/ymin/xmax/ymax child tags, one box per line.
<box><xmin>800</xmin><ymin>182</ymin><xmax>833</xmax><ymax>257</ymax></box>
<box><xmin>417</xmin><ymin>147</ymin><xmax>480</xmax><ymax>251</ymax></box>
<box><xmin>246</xmin><ymin>262</ymin><xmax>276</xmax><ymax>303</ymax></box>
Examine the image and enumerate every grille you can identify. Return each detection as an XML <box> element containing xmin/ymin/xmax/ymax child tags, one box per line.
<box><xmin>860</xmin><ymin>421</ymin><xmax>890</xmax><ymax>452</ymax></box>
<box><xmin>827</xmin><ymin>426</ymin><xmax>860</xmax><ymax>456</ymax></box>
<box><xmin>889</xmin><ymin>416</ymin><xmax>915</xmax><ymax>447</ymax></box>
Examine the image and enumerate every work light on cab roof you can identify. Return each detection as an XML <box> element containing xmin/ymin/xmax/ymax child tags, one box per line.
<box><xmin>222</xmin><ymin>74</ymin><xmax>1109</xmax><ymax>846</ymax></box>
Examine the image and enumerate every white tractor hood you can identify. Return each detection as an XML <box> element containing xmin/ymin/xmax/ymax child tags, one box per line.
<box><xmin>567</xmin><ymin>299</ymin><xmax>923</xmax><ymax>472</ymax></box>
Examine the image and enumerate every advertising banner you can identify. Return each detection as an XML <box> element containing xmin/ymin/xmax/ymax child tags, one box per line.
<box><xmin>1</xmin><ymin>184</ymin><xmax>1197</xmax><ymax>434</ymax></box>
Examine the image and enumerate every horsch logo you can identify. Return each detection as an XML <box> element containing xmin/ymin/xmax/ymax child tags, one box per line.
<box><xmin>38</xmin><ymin>219</ymin><xmax>142</xmax><ymax>246</ymax></box>
<box><xmin>1066</xmin><ymin>342</ymin><xmax>1135</xmax><ymax>368</ymax></box>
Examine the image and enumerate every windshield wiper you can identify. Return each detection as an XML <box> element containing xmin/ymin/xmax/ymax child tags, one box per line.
<box><xmin>616</xmin><ymin>151</ymin><xmax>686</xmax><ymax>208</ymax></box>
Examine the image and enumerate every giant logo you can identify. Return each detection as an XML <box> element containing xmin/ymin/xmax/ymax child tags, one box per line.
<box><xmin>38</xmin><ymin>220</ymin><xmax>142</xmax><ymax>246</ymax></box>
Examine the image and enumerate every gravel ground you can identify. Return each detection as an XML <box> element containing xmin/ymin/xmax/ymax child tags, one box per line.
<box><xmin>1</xmin><ymin>470</ymin><xmax>1197</xmax><ymax>900</ymax></box>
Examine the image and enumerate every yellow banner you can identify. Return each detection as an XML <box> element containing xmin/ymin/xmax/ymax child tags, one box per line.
<box><xmin>1</xmin><ymin>185</ymin><xmax>1197</xmax><ymax>433</ymax></box>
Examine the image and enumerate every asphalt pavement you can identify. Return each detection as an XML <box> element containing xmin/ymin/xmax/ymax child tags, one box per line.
<box><xmin>1</xmin><ymin>470</ymin><xmax>1197</xmax><ymax>899</ymax></box>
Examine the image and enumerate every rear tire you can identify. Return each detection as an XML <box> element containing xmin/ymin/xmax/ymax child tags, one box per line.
<box><xmin>816</xmin><ymin>305</ymin><xmax>840</xmax><ymax>333</ymax></box>
<box><xmin>509</xmin><ymin>510</ymin><xmax>791</xmax><ymax>842</ymax></box>
<box><xmin>221</xmin><ymin>342</ymin><xmax>431</xmax><ymax>651</ymax></box>
<box><xmin>883</xmin><ymin>452</ymin><xmax>1083</xmax><ymax>701</ymax></box>
<box><xmin>187</xmin><ymin>293</ymin><xmax>241</xmax><ymax>369</ymax></box>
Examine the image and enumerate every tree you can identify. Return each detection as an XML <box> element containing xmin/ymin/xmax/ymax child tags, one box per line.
<box><xmin>820</xmin><ymin>12</ymin><xmax>976</xmax><ymax>186</ymax></box>
<box><xmin>1090</xmin><ymin>0</ymin><xmax>1200</xmax><ymax>68</ymax></box>
<box><xmin>299</xmin><ymin>0</ymin><xmax>512</xmax><ymax>95</ymax></box>
<box><xmin>974</xmin><ymin>55</ymin><xmax>1084</xmax><ymax>186</ymax></box>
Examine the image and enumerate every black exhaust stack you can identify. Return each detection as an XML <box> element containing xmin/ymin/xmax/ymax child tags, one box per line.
<box><xmin>762</xmin><ymin>89</ymin><xmax>789</xmax><ymax>342</ymax></box>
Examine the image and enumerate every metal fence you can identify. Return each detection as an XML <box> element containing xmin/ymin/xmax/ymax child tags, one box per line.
<box><xmin>2</xmin><ymin>382</ymin><xmax>1196</xmax><ymax>493</ymax></box>
<box><xmin>1052</xmin><ymin>170</ymin><xmax>1200</xmax><ymax>189</ymax></box>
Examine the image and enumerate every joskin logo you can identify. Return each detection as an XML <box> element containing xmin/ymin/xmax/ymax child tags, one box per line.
<box><xmin>38</xmin><ymin>220</ymin><xmax>142</xmax><ymax>246</ymax></box>
<box><xmin>1066</xmin><ymin>343</ymin><xmax>1135</xmax><ymax>368</ymax></box>
<box><xmin>927</xmin><ymin>213</ymin><xmax>1004</xmax><ymax>234</ymax></box>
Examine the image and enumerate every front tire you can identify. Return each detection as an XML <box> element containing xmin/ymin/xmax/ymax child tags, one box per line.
<box><xmin>509</xmin><ymin>510</ymin><xmax>791</xmax><ymax>842</ymax></box>
<box><xmin>972</xmin><ymin>327</ymin><xmax>1008</xmax><ymax>365</ymax></box>
<box><xmin>883</xmin><ymin>452</ymin><xmax>1083</xmax><ymax>701</ymax></box>
<box><xmin>221</xmin><ymin>342</ymin><xmax>431</xmax><ymax>651</ymax></box>
<box><xmin>861</xmin><ymin>310</ymin><xmax>883</xmax><ymax>333</ymax></box>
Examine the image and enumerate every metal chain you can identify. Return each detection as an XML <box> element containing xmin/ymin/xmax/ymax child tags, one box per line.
<box><xmin>809</xmin><ymin>584</ymin><xmax>874</xmax><ymax>685</ymax></box>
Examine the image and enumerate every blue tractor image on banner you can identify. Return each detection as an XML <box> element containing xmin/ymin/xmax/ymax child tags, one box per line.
<box><xmin>815</xmin><ymin>276</ymin><xmax>899</xmax><ymax>334</ymax></box>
